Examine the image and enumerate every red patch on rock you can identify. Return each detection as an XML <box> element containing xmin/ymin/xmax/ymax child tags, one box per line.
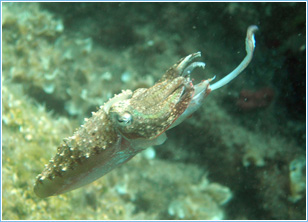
<box><xmin>236</xmin><ymin>87</ymin><xmax>275</xmax><ymax>111</ymax></box>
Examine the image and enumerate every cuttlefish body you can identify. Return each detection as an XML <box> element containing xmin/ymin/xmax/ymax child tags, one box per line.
<box><xmin>34</xmin><ymin>26</ymin><xmax>258</xmax><ymax>198</ymax></box>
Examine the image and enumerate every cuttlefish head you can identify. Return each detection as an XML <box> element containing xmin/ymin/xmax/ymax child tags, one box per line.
<box><xmin>109</xmin><ymin>52</ymin><xmax>206</xmax><ymax>140</ymax></box>
<box><xmin>109</xmin><ymin>76</ymin><xmax>194</xmax><ymax>140</ymax></box>
<box><xmin>109</xmin><ymin>25</ymin><xmax>259</xmax><ymax>141</ymax></box>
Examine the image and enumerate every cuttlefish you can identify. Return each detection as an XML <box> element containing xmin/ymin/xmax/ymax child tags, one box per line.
<box><xmin>34</xmin><ymin>25</ymin><xmax>258</xmax><ymax>198</ymax></box>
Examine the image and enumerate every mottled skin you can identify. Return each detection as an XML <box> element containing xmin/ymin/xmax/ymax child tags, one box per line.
<box><xmin>109</xmin><ymin>61</ymin><xmax>196</xmax><ymax>140</ymax></box>
<box><xmin>34</xmin><ymin>26</ymin><xmax>257</xmax><ymax>198</ymax></box>
<box><xmin>34</xmin><ymin>54</ymin><xmax>197</xmax><ymax>198</ymax></box>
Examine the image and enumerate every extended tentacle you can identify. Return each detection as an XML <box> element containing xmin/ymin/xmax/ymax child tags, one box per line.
<box><xmin>210</xmin><ymin>25</ymin><xmax>258</xmax><ymax>91</ymax></box>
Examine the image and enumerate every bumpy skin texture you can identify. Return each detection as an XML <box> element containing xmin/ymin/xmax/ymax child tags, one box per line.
<box><xmin>34</xmin><ymin>54</ymin><xmax>198</xmax><ymax>198</ymax></box>
<box><xmin>110</xmin><ymin>77</ymin><xmax>194</xmax><ymax>139</ymax></box>
<box><xmin>34</xmin><ymin>26</ymin><xmax>257</xmax><ymax>198</ymax></box>
<box><xmin>34</xmin><ymin>107</ymin><xmax>122</xmax><ymax>197</ymax></box>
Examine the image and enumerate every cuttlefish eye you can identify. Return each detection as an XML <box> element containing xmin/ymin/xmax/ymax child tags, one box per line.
<box><xmin>115</xmin><ymin>111</ymin><xmax>132</xmax><ymax>126</ymax></box>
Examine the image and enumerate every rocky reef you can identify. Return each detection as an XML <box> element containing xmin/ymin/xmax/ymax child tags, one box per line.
<box><xmin>2</xmin><ymin>2</ymin><xmax>306</xmax><ymax>220</ymax></box>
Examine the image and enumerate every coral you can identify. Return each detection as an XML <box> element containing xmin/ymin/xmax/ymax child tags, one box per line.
<box><xmin>2</xmin><ymin>81</ymin><xmax>73</xmax><ymax>220</ymax></box>
<box><xmin>2</xmin><ymin>2</ymin><xmax>151</xmax><ymax>120</ymax></box>
<box><xmin>288</xmin><ymin>156</ymin><xmax>306</xmax><ymax>203</ymax></box>
<box><xmin>113</xmin><ymin>156</ymin><xmax>232</xmax><ymax>220</ymax></box>
<box><xmin>168</xmin><ymin>180</ymin><xmax>232</xmax><ymax>220</ymax></box>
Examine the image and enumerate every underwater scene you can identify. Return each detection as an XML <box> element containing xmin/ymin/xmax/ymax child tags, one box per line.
<box><xmin>2</xmin><ymin>2</ymin><xmax>306</xmax><ymax>220</ymax></box>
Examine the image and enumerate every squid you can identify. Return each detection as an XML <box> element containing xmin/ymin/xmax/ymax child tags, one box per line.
<box><xmin>34</xmin><ymin>25</ymin><xmax>258</xmax><ymax>198</ymax></box>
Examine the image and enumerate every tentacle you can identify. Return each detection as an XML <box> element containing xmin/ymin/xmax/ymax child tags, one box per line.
<box><xmin>175</xmin><ymin>51</ymin><xmax>201</xmax><ymax>74</ymax></box>
<box><xmin>210</xmin><ymin>25</ymin><xmax>258</xmax><ymax>91</ymax></box>
<box><xmin>158</xmin><ymin>52</ymin><xmax>202</xmax><ymax>82</ymax></box>
<box><xmin>183</xmin><ymin>62</ymin><xmax>206</xmax><ymax>76</ymax></box>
